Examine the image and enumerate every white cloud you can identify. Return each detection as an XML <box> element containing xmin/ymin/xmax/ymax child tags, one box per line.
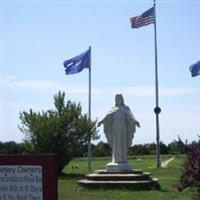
<box><xmin>123</xmin><ymin>85</ymin><xmax>200</xmax><ymax>97</ymax></box>
<box><xmin>2</xmin><ymin>76</ymin><xmax>87</xmax><ymax>94</ymax></box>
<box><xmin>2</xmin><ymin>76</ymin><xmax>200</xmax><ymax>97</ymax></box>
<box><xmin>160</xmin><ymin>87</ymin><xmax>200</xmax><ymax>96</ymax></box>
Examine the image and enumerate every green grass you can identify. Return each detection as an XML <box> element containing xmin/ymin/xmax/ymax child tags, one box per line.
<box><xmin>58</xmin><ymin>155</ymin><xmax>192</xmax><ymax>200</ymax></box>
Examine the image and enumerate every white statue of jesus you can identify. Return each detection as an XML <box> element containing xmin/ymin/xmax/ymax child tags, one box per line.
<box><xmin>98</xmin><ymin>94</ymin><xmax>140</xmax><ymax>172</ymax></box>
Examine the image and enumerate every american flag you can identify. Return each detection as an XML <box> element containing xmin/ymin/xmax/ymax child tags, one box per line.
<box><xmin>130</xmin><ymin>7</ymin><xmax>155</xmax><ymax>29</ymax></box>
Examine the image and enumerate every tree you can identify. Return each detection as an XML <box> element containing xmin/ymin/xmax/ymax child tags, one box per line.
<box><xmin>128</xmin><ymin>143</ymin><xmax>156</xmax><ymax>155</ymax></box>
<box><xmin>92</xmin><ymin>142</ymin><xmax>111</xmax><ymax>157</ymax></box>
<box><xmin>19</xmin><ymin>91</ymin><xmax>99</xmax><ymax>174</ymax></box>
<box><xmin>0</xmin><ymin>141</ymin><xmax>28</xmax><ymax>154</ymax></box>
<box><xmin>168</xmin><ymin>141</ymin><xmax>181</xmax><ymax>155</ymax></box>
<box><xmin>160</xmin><ymin>142</ymin><xmax>168</xmax><ymax>154</ymax></box>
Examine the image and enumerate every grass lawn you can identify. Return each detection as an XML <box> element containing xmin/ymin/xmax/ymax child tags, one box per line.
<box><xmin>58</xmin><ymin>155</ymin><xmax>192</xmax><ymax>200</ymax></box>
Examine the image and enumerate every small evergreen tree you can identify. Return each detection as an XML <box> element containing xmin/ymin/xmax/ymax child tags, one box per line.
<box><xmin>19</xmin><ymin>91</ymin><xmax>99</xmax><ymax>174</ymax></box>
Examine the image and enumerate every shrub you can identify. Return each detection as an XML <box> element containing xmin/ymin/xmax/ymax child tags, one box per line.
<box><xmin>177</xmin><ymin>136</ymin><xmax>200</xmax><ymax>199</ymax></box>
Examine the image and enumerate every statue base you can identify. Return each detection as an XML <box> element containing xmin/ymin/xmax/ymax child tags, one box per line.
<box><xmin>78</xmin><ymin>168</ymin><xmax>160</xmax><ymax>189</ymax></box>
<box><xmin>106</xmin><ymin>161</ymin><xmax>133</xmax><ymax>173</ymax></box>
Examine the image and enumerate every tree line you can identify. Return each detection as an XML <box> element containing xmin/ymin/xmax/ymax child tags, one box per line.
<box><xmin>0</xmin><ymin>140</ymin><xmax>184</xmax><ymax>157</ymax></box>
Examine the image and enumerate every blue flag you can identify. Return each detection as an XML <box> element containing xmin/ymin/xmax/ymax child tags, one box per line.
<box><xmin>63</xmin><ymin>49</ymin><xmax>91</xmax><ymax>75</ymax></box>
<box><xmin>189</xmin><ymin>60</ymin><xmax>200</xmax><ymax>77</ymax></box>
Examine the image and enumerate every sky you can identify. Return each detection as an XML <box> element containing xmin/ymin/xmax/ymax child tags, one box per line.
<box><xmin>1</xmin><ymin>0</ymin><xmax>200</xmax><ymax>145</ymax></box>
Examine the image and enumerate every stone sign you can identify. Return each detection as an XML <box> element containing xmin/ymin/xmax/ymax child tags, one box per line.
<box><xmin>0</xmin><ymin>155</ymin><xmax>57</xmax><ymax>200</ymax></box>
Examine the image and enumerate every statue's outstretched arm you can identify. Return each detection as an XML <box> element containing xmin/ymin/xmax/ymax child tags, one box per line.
<box><xmin>97</xmin><ymin>120</ymin><xmax>103</xmax><ymax>127</ymax></box>
<box><xmin>135</xmin><ymin>120</ymin><xmax>140</xmax><ymax>128</ymax></box>
<box><xmin>97</xmin><ymin>117</ymin><xmax>106</xmax><ymax>127</ymax></box>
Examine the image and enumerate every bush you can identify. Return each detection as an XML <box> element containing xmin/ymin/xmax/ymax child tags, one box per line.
<box><xmin>177</xmin><ymin>136</ymin><xmax>200</xmax><ymax>199</ymax></box>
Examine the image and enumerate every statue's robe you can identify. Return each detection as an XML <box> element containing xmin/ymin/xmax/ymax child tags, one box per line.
<box><xmin>101</xmin><ymin>105</ymin><xmax>137</xmax><ymax>163</ymax></box>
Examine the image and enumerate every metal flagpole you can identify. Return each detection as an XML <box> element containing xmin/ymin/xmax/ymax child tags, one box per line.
<box><xmin>88</xmin><ymin>46</ymin><xmax>92</xmax><ymax>172</ymax></box>
<box><xmin>153</xmin><ymin>0</ymin><xmax>161</xmax><ymax>168</ymax></box>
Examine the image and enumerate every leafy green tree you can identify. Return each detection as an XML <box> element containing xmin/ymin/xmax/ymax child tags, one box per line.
<box><xmin>160</xmin><ymin>142</ymin><xmax>168</xmax><ymax>154</ymax></box>
<box><xmin>128</xmin><ymin>142</ymin><xmax>168</xmax><ymax>155</ymax></box>
<box><xmin>92</xmin><ymin>141</ymin><xmax>111</xmax><ymax>157</ymax></box>
<box><xmin>128</xmin><ymin>143</ymin><xmax>156</xmax><ymax>155</ymax></box>
<box><xmin>19</xmin><ymin>91</ymin><xmax>99</xmax><ymax>174</ymax></box>
<box><xmin>168</xmin><ymin>141</ymin><xmax>181</xmax><ymax>155</ymax></box>
<box><xmin>144</xmin><ymin>143</ymin><xmax>156</xmax><ymax>154</ymax></box>
<box><xmin>0</xmin><ymin>141</ymin><xmax>28</xmax><ymax>154</ymax></box>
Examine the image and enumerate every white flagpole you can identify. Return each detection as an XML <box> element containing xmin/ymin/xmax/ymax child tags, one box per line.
<box><xmin>88</xmin><ymin>46</ymin><xmax>92</xmax><ymax>172</ymax></box>
<box><xmin>153</xmin><ymin>0</ymin><xmax>161</xmax><ymax>168</ymax></box>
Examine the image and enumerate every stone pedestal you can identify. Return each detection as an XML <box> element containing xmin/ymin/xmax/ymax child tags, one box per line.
<box><xmin>106</xmin><ymin>162</ymin><xmax>133</xmax><ymax>173</ymax></box>
<box><xmin>78</xmin><ymin>169</ymin><xmax>159</xmax><ymax>189</ymax></box>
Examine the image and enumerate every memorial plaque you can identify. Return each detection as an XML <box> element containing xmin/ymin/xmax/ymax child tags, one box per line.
<box><xmin>0</xmin><ymin>155</ymin><xmax>57</xmax><ymax>200</ymax></box>
<box><xmin>0</xmin><ymin>165</ymin><xmax>43</xmax><ymax>200</ymax></box>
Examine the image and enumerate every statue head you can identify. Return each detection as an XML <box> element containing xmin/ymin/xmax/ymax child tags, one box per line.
<box><xmin>115</xmin><ymin>94</ymin><xmax>124</xmax><ymax>106</ymax></box>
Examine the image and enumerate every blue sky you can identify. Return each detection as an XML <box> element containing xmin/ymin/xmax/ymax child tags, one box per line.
<box><xmin>1</xmin><ymin>0</ymin><xmax>200</xmax><ymax>145</ymax></box>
